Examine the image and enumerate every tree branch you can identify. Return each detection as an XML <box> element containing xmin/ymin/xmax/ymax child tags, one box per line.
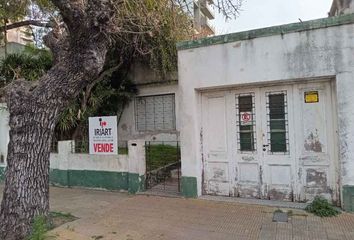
<box><xmin>0</xmin><ymin>20</ymin><xmax>53</xmax><ymax>32</ymax></box>
<box><xmin>51</xmin><ymin>0</ymin><xmax>87</xmax><ymax>32</ymax></box>
<box><xmin>43</xmin><ymin>26</ymin><xmax>69</xmax><ymax>64</ymax></box>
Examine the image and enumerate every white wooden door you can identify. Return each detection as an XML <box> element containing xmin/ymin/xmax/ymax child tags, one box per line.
<box><xmin>233</xmin><ymin>86</ymin><xmax>296</xmax><ymax>200</ymax></box>
<box><xmin>202</xmin><ymin>93</ymin><xmax>231</xmax><ymax>196</ymax></box>
<box><xmin>232</xmin><ymin>89</ymin><xmax>263</xmax><ymax>198</ymax></box>
<box><xmin>293</xmin><ymin>81</ymin><xmax>338</xmax><ymax>203</ymax></box>
<box><xmin>259</xmin><ymin>86</ymin><xmax>296</xmax><ymax>200</ymax></box>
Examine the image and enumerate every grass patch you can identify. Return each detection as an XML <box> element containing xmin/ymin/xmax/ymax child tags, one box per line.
<box><xmin>146</xmin><ymin>144</ymin><xmax>180</xmax><ymax>171</ymax></box>
<box><xmin>27</xmin><ymin>212</ymin><xmax>78</xmax><ymax>240</ymax></box>
<box><xmin>305</xmin><ymin>196</ymin><xmax>340</xmax><ymax>217</ymax></box>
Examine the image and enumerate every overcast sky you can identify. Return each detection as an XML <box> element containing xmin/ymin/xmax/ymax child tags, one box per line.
<box><xmin>213</xmin><ymin>0</ymin><xmax>333</xmax><ymax>34</ymax></box>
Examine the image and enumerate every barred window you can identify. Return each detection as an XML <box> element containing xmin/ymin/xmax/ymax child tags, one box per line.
<box><xmin>266</xmin><ymin>91</ymin><xmax>289</xmax><ymax>153</ymax></box>
<box><xmin>236</xmin><ymin>93</ymin><xmax>256</xmax><ymax>152</ymax></box>
<box><xmin>135</xmin><ymin>94</ymin><xmax>176</xmax><ymax>131</ymax></box>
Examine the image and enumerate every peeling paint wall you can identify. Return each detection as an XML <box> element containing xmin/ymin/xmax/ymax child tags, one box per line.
<box><xmin>118</xmin><ymin>83</ymin><xmax>180</xmax><ymax>142</ymax></box>
<box><xmin>177</xmin><ymin>17</ymin><xmax>354</xmax><ymax>205</ymax></box>
<box><xmin>337</xmin><ymin>72</ymin><xmax>354</xmax><ymax>190</ymax></box>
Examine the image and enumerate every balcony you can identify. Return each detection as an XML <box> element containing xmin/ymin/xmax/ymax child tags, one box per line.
<box><xmin>200</xmin><ymin>15</ymin><xmax>215</xmax><ymax>35</ymax></box>
<box><xmin>195</xmin><ymin>0</ymin><xmax>215</xmax><ymax>20</ymax></box>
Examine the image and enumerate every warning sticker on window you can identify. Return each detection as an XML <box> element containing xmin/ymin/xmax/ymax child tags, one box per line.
<box><xmin>304</xmin><ymin>91</ymin><xmax>319</xmax><ymax>103</ymax></box>
<box><xmin>240</xmin><ymin>112</ymin><xmax>253</xmax><ymax>126</ymax></box>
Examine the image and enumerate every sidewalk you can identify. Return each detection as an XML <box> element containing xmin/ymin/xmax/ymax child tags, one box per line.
<box><xmin>2</xmin><ymin>185</ymin><xmax>354</xmax><ymax>239</ymax></box>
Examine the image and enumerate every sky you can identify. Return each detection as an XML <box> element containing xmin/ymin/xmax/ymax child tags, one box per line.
<box><xmin>213</xmin><ymin>0</ymin><xmax>334</xmax><ymax>35</ymax></box>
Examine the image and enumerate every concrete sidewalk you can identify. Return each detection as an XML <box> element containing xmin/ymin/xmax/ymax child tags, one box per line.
<box><xmin>1</xmin><ymin>186</ymin><xmax>354</xmax><ymax>240</ymax></box>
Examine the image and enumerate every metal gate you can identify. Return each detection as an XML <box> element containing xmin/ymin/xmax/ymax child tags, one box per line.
<box><xmin>145</xmin><ymin>141</ymin><xmax>181</xmax><ymax>195</ymax></box>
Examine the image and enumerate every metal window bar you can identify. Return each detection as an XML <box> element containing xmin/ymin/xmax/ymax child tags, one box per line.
<box><xmin>50</xmin><ymin>139</ymin><xmax>58</xmax><ymax>153</ymax></box>
<box><xmin>266</xmin><ymin>91</ymin><xmax>290</xmax><ymax>154</ymax></box>
<box><xmin>236</xmin><ymin>93</ymin><xmax>257</xmax><ymax>152</ymax></box>
<box><xmin>72</xmin><ymin>140</ymin><xmax>89</xmax><ymax>153</ymax></box>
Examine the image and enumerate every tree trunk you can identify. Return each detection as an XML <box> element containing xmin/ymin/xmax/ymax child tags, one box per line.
<box><xmin>0</xmin><ymin>41</ymin><xmax>109</xmax><ymax>239</ymax></box>
<box><xmin>0</xmin><ymin>0</ymin><xmax>117</xmax><ymax>238</ymax></box>
<box><xmin>0</xmin><ymin>107</ymin><xmax>53</xmax><ymax>240</ymax></box>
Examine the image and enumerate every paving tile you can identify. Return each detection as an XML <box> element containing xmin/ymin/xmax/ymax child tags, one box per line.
<box><xmin>1</xmin><ymin>185</ymin><xmax>354</xmax><ymax>240</ymax></box>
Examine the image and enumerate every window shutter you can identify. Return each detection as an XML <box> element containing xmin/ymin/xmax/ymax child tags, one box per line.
<box><xmin>135</xmin><ymin>94</ymin><xmax>175</xmax><ymax>131</ymax></box>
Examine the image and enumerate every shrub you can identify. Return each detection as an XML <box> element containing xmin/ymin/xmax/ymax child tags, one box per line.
<box><xmin>305</xmin><ymin>196</ymin><xmax>340</xmax><ymax>217</ymax></box>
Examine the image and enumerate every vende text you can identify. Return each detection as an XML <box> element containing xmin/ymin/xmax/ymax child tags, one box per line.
<box><xmin>94</xmin><ymin>143</ymin><xmax>114</xmax><ymax>153</ymax></box>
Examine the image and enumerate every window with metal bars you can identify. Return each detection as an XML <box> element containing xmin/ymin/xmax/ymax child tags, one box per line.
<box><xmin>266</xmin><ymin>91</ymin><xmax>289</xmax><ymax>154</ymax></box>
<box><xmin>236</xmin><ymin>93</ymin><xmax>256</xmax><ymax>152</ymax></box>
<box><xmin>135</xmin><ymin>94</ymin><xmax>176</xmax><ymax>131</ymax></box>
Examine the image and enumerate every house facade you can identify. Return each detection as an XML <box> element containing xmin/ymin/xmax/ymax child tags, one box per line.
<box><xmin>2</xmin><ymin>7</ymin><xmax>354</xmax><ymax>212</ymax></box>
<box><xmin>177</xmin><ymin>13</ymin><xmax>354</xmax><ymax>210</ymax></box>
<box><xmin>117</xmin><ymin>63</ymin><xmax>180</xmax><ymax>143</ymax></box>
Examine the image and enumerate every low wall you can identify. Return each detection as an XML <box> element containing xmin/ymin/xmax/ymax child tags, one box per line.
<box><xmin>1</xmin><ymin>140</ymin><xmax>146</xmax><ymax>193</ymax></box>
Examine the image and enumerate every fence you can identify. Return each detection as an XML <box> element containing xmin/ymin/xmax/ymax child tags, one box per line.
<box><xmin>145</xmin><ymin>141</ymin><xmax>181</xmax><ymax>193</ymax></box>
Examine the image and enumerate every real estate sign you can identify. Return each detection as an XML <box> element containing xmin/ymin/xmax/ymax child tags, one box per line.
<box><xmin>89</xmin><ymin>116</ymin><xmax>118</xmax><ymax>155</ymax></box>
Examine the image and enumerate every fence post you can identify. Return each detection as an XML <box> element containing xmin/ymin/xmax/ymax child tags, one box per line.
<box><xmin>127</xmin><ymin>139</ymin><xmax>146</xmax><ymax>193</ymax></box>
<box><xmin>50</xmin><ymin>140</ymin><xmax>74</xmax><ymax>187</ymax></box>
<box><xmin>0</xmin><ymin>103</ymin><xmax>9</xmax><ymax>167</ymax></box>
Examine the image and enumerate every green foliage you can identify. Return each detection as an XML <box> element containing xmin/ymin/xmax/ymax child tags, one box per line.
<box><xmin>0</xmin><ymin>0</ymin><xmax>28</xmax><ymax>23</ymax></box>
<box><xmin>118</xmin><ymin>0</ymin><xmax>193</xmax><ymax>76</ymax></box>
<box><xmin>26</xmin><ymin>212</ymin><xmax>78</xmax><ymax>240</ymax></box>
<box><xmin>27</xmin><ymin>215</ymin><xmax>47</xmax><ymax>240</ymax></box>
<box><xmin>305</xmin><ymin>196</ymin><xmax>340</xmax><ymax>217</ymax></box>
<box><xmin>0</xmin><ymin>47</ymin><xmax>52</xmax><ymax>87</ymax></box>
<box><xmin>56</xmin><ymin>76</ymin><xmax>137</xmax><ymax>139</ymax></box>
<box><xmin>146</xmin><ymin>144</ymin><xmax>180</xmax><ymax>170</ymax></box>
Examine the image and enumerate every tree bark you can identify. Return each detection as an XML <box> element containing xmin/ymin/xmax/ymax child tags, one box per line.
<box><xmin>0</xmin><ymin>1</ymin><xmax>115</xmax><ymax>238</ymax></box>
<box><xmin>0</xmin><ymin>104</ymin><xmax>53</xmax><ymax>240</ymax></box>
<box><xmin>0</xmin><ymin>45</ymin><xmax>109</xmax><ymax>239</ymax></box>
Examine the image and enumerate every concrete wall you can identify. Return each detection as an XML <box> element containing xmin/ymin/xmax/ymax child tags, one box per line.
<box><xmin>128</xmin><ymin>62</ymin><xmax>177</xmax><ymax>85</ymax></box>
<box><xmin>118</xmin><ymin>83</ymin><xmax>180</xmax><ymax>142</ymax></box>
<box><xmin>0</xmin><ymin>104</ymin><xmax>9</xmax><ymax>166</ymax></box>
<box><xmin>49</xmin><ymin>140</ymin><xmax>146</xmax><ymax>193</ymax></box>
<box><xmin>0</xmin><ymin>42</ymin><xmax>26</xmax><ymax>59</ymax></box>
<box><xmin>177</xmin><ymin>14</ymin><xmax>354</xmax><ymax>206</ymax></box>
<box><xmin>0</xmin><ymin>140</ymin><xmax>146</xmax><ymax>192</ymax></box>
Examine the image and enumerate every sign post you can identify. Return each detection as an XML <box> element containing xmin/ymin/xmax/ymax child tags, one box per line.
<box><xmin>89</xmin><ymin>116</ymin><xmax>118</xmax><ymax>155</ymax></box>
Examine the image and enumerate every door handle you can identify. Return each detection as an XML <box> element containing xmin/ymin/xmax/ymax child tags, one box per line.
<box><xmin>263</xmin><ymin>145</ymin><xmax>269</xmax><ymax>151</ymax></box>
<box><xmin>263</xmin><ymin>144</ymin><xmax>269</xmax><ymax>147</ymax></box>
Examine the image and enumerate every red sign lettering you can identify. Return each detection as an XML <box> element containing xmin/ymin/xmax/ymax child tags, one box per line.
<box><xmin>93</xmin><ymin>143</ymin><xmax>113</xmax><ymax>153</ymax></box>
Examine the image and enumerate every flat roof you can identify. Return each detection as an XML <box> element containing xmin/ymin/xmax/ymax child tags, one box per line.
<box><xmin>177</xmin><ymin>13</ymin><xmax>354</xmax><ymax>51</ymax></box>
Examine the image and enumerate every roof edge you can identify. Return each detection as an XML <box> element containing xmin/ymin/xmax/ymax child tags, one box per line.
<box><xmin>177</xmin><ymin>13</ymin><xmax>354</xmax><ymax>51</ymax></box>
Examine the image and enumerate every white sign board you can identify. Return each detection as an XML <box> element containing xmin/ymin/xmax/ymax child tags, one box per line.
<box><xmin>89</xmin><ymin>116</ymin><xmax>118</xmax><ymax>155</ymax></box>
<box><xmin>240</xmin><ymin>112</ymin><xmax>253</xmax><ymax>126</ymax></box>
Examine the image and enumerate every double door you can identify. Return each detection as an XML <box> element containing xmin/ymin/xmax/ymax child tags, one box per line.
<box><xmin>202</xmin><ymin>82</ymin><xmax>337</xmax><ymax>202</ymax></box>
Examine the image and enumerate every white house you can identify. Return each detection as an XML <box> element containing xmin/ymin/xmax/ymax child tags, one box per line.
<box><xmin>2</xmin><ymin>6</ymin><xmax>354</xmax><ymax>212</ymax></box>
<box><xmin>177</xmin><ymin>13</ymin><xmax>354</xmax><ymax>211</ymax></box>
